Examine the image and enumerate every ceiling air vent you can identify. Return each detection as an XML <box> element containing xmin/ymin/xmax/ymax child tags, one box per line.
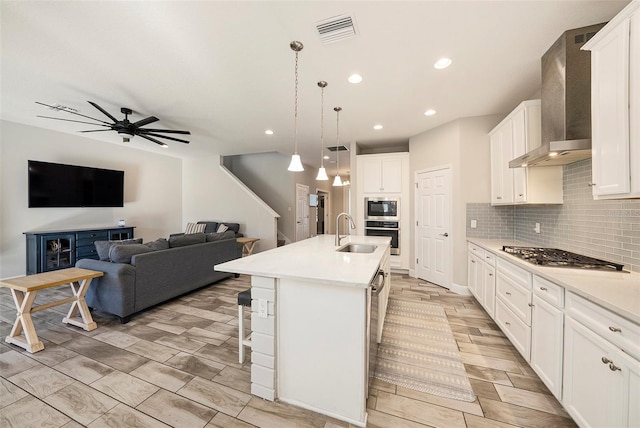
<box><xmin>327</xmin><ymin>145</ymin><xmax>349</xmax><ymax>152</ymax></box>
<box><xmin>316</xmin><ymin>14</ymin><xmax>357</xmax><ymax>44</ymax></box>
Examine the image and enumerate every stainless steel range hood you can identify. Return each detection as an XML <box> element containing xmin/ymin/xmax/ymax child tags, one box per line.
<box><xmin>510</xmin><ymin>23</ymin><xmax>605</xmax><ymax>168</ymax></box>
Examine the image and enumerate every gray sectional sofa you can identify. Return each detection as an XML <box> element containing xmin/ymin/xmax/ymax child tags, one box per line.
<box><xmin>76</xmin><ymin>232</ymin><xmax>242</xmax><ymax>323</ymax></box>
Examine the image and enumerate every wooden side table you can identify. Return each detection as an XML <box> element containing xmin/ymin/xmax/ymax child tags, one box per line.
<box><xmin>237</xmin><ymin>237</ymin><xmax>260</xmax><ymax>257</ymax></box>
<box><xmin>0</xmin><ymin>267</ymin><xmax>103</xmax><ymax>353</ymax></box>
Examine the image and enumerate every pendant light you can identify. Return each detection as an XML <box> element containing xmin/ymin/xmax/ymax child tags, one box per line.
<box><xmin>287</xmin><ymin>41</ymin><xmax>304</xmax><ymax>172</ymax></box>
<box><xmin>332</xmin><ymin>107</ymin><xmax>343</xmax><ymax>187</ymax></box>
<box><xmin>316</xmin><ymin>81</ymin><xmax>329</xmax><ymax>180</ymax></box>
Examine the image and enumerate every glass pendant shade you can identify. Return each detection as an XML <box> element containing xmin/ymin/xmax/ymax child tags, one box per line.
<box><xmin>316</xmin><ymin>166</ymin><xmax>329</xmax><ymax>180</ymax></box>
<box><xmin>333</xmin><ymin>175</ymin><xmax>343</xmax><ymax>186</ymax></box>
<box><xmin>288</xmin><ymin>154</ymin><xmax>304</xmax><ymax>172</ymax></box>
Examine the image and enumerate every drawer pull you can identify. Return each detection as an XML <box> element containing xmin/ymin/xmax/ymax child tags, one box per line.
<box><xmin>505</xmin><ymin>292</ymin><xmax>511</xmax><ymax>296</ymax></box>
<box><xmin>471</xmin><ymin>260</ymin><xmax>476</xmax><ymax>264</ymax></box>
<box><xmin>528</xmin><ymin>303</ymin><xmax>534</xmax><ymax>307</ymax></box>
<box><xmin>602</xmin><ymin>357</ymin><xmax>612</xmax><ymax>364</ymax></box>
<box><xmin>539</xmin><ymin>287</ymin><xmax>547</xmax><ymax>291</ymax></box>
<box><xmin>505</xmin><ymin>321</ymin><xmax>511</xmax><ymax>326</ymax></box>
<box><xmin>489</xmin><ymin>273</ymin><xmax>493</xmax><ymax>277</ymax></box>
<box><xmin>609</xmin><ymin>363</ymin><xmax>622</xmax><ymax>372</ymax></box>
<box><xmin>608</xmin><ymin>326</ymin><xmax>622</xmax><ymax>333</ymax></box>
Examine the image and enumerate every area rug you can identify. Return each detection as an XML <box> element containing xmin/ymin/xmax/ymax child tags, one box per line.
<box><xmin>374</xmin><ymin>298</ymin><xmax>476</xmax><ymax>402</ymax></box>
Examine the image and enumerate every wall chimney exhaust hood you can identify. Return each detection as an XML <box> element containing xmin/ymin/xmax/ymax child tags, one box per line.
<box><xmin>510</xmin><ymin>23</ymin><xmax>605</xmax><ymax>168</ymax></box>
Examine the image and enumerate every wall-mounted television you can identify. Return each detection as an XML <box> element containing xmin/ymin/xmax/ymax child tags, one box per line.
<box><xmin>28</xmin><ymin>160</ymin><xmax>124</xmax><ymax>208</ymax></box>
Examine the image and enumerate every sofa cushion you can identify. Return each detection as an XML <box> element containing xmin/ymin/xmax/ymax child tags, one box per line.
<box><xmin>169</xmin><ymin>232</ymin><xmax>206</xmax><ymax>248</ymax></box>
<box><xmin>206</xmin><ymin>230</ymin><xmax>236</xmax><ymax>241</ymax></box>
<box><xmin>145</xmin><ymin>238</ymin><xmax>170</xmax><ymax>251</ymax></box>
<box><xmin>95</xmin><ymin>238</ymin><xmax>143</xmax><ymax>261</ymax></box>
<box><xmin>216</xmin><ymin>223</ymin><xmax>229</xmax><ymax>233</ymax></box>
<box><xmin>185</xmin><ymin>222</ymin><xmax>206</xmax><ymax>234</ymax></box>
<box><xmin>196</xmin><ymin>221</ymin><xmax>219</xmax><ymax>234</ymax></box>
<box><xmin>109</xmin><ymin>243</ymin><xmax>153</xmax><ymax>263</ymax></box>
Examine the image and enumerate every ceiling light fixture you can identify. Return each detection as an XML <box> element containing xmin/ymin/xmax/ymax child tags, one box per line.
<box><xmin>333</xmin><ymin>107</ymin><xmax>343</xmax><ymax>187</ymax></box>
<box><xmin>287</xmin><ymin>41</ymin><xmax>304</xmax><ymax>172</ymax></box>
<box><xmin>373</xmin><ymin>124</ymin><xmax>383</xmax><ymax>130</ymax></box>
<box><xmin>424</xmin><ymin>109</ymin><xmax>437</xmax><ymax>116</ymax></box>
<box><xmin>316</xmin><ymin>81</ymin><xmax>329</xmax><ymax>181</ymax></box>
<box><xmin>265</xmin><ymin>129</ymin><xmax>274</xmax><ymax>135</ymax></box>
<box><xmin>434</xmin><ymin>57</ymin><xmax>452</xmax><ymax>69</ymax></box>
<box><xmin>348</xmin><ymin>73</ymin><xmax>363</xmax><ymax>84</ymax></box>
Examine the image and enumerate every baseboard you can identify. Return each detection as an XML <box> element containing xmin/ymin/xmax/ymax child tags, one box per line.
<box><xmin>448</xmin><ymin>281</ymin><xmax>472</xmax><ymax>296</ymax></box>
<box><xmin>408</xmin><ymin>268</ymin><xmax>415</xmax><ymax>277</ymax></box>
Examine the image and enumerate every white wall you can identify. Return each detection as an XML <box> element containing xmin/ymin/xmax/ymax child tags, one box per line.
<box><xmin>0</xmin><ymin>120</ymin><xmax>182</xmax><ymax>278</ymax></box>
<box><xmin>409</xmin><ymin>115</ymin><xmax>502</xmax><ymax>289</ymax></box>
<box><xmin>182</xmin><ymin>155</ymin><xmax>279</xmax><ymax>253</ymax></box>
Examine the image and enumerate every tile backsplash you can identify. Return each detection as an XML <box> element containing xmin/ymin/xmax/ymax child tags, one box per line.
<box><xmin>467</xmin><ymin>159</ymin><xmax>640</xmax><ymax>273</ymax></box>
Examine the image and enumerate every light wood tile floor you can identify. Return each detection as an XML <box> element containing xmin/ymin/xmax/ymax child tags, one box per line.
<box><xmin>0</xmin><ymin>273</ymin><xmax>577</xmax><ymax>427</ymax></box>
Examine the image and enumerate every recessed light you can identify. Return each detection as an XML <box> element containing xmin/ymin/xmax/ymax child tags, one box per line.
<box><xmin>424</xmin><ymin>109</ymin><xmax>437</xmax><ymax>116</ymax></box>
<box><xmin>348</xmin><ymin>74</ymin><xmax>363</xmax><ymax>84</ymax></box>
<box><xmin>434</xmin><ymin>57</ymin><xmax>452</xmax><ymax>69</ymax></box>
<box><xmin>265</xmin><ymin>129</ymin><xmax>274</xmax><ymax>135</ymax></box>
<box><xmin>373</xmin><ymin>124</ymin><xmax>383</xmax><ymax>130</ymax></box>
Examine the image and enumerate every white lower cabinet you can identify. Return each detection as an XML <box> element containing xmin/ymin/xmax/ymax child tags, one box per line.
<box><xmin>467</xmin><ymin>243</ymin><xmax>495</xmax><ymax>317</ymax></box>
<box><xmin>495</xmin><ymin>298</ymin><xmax>531</xmax><ymax>359</ymax></box>
<box><xmin>531</xmin><ymin>295</ymin><xmax>564</xmax><ymax>399</ymax></box>
<box><xmin>564</xmin><ymin>316</ymin><xmax>640</xmax><ymax>428</ymax></box>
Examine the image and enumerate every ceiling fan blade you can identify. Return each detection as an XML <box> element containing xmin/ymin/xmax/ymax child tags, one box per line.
<box><xmin>142</xmin><ymin>132</ymin><xmax>190</xmax><ymax>144</ymax></box>
<box><xmin>36</xmin><ymin>101</ymin><xmax>112</xmax><ymax>125</ymax></box>
<box><xmin>37</xmin><ymin>115</ymin><xmax>112</xmax><ymax>127</ymax></box>
<box><xmin>139</xmin><ymin>134</ymin><xmax>168</xmax><ymax>147</ymax></box>
<box><xmin>133</xmin><ymin>116</ymin><xmax>159</xmax><ymax>128</ymax></box>
<box><xmin>79</xmin><ymin>129</ymin><xmax>113</xmax><ymax>133</ymax></box>
<box><xmin>87</xmin><ymin>101</ymin><xmax>119</xmax><ymax>123</ymax></box>
<box><xmin>137</xmin><ymin>128</ymin><xmax>191</xmax><ymax>135</ymax></box>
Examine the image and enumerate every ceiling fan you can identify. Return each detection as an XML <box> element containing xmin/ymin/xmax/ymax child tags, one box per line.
<box><xmin>36</xmin><ymin>101</ymin><xmax>190</xmax><ymax>147</ymax></box>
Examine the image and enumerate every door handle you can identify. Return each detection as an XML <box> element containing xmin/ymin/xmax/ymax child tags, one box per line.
<box><xmin>440</xmin><ymin>233</ymin><xmax>449</xmax><ymax>237</ymax></box>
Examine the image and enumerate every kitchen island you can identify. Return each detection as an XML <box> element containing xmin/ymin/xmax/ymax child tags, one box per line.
<box><xmin>215</xmin><ymin>235</ymin><xmax>391</xmax><ymax>427</ymax></box>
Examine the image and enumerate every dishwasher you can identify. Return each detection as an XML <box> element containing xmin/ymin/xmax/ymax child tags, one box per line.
<box><xmin>367</xmin><ymin>267</ymin><xmax>386</xmax><ymax>396</ymax></box>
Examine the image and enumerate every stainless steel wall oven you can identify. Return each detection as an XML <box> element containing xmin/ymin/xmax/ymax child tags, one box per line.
<box><xmin>365</xmin><ymin>220</ymin><xmax>399</xmax><ymax>255</ymax></box>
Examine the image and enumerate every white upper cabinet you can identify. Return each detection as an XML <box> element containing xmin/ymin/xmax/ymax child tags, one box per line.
<box><xmin>489</xmin><ymin>100</ymin><xmax>563</xmax><ymax>205</ymax></box>
<box><xmin>584</xmin><ymin>1</ymin><xmax>640</xmax><ymax>199</ymax></box>
<box><xmin>361</xmin><ymin>156</ymin><xmax>403</xmax><ymax>194</ymax></box>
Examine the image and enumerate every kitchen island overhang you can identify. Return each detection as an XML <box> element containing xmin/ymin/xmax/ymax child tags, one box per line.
<box><xmin>215</xmin><ymin>235</ymin><xmax>391</xmax><ymax>427</ymax></box>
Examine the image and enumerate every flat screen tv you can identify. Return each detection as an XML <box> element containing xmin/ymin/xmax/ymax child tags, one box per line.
<box><xmin>28</xmin><ymin>160</ymin><xmax>124</xmax><ymax>208</ymax></box>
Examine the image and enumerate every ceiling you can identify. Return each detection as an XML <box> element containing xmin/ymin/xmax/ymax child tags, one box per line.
<box><xmin>0</xmin><ymin>1</ymin><xmax>629</xmax><ymax>175</ymax></box>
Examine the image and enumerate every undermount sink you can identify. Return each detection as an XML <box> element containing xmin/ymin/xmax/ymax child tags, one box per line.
<box><xmin>337</xmin><ymin>243</ymin><xmax>377</xmax><ymax>254</ymax></box>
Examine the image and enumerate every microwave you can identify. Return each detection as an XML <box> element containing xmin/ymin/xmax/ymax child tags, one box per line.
<box><xmin>365</xmin><ymin>197</ymin><xmax>399</xmax><ymax>220</ymax></box>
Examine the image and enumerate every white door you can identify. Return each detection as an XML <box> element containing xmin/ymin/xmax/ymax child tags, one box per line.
<box><xmin>296</xmin><ymin>183</ymin><xmax>309</xmax><ymax>241</ymax></box>
<box><xmin>415</xmin><ymin>167</ymin><xmax>451</xmax><ymax>288</ymax></box>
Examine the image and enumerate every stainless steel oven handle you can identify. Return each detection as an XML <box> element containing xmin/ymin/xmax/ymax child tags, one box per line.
<box><xmin>365</xmin><ymin>227</ymin><xmax>400</xmax><ymax>231</ymax></box>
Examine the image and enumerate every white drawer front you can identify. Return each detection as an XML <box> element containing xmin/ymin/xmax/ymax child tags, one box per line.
<box><xmin>566</xmin><ymin>292</ymin><xmax>640</xmax><ymax>360</ymax></box>
<box><xmin>497</xmin><ymin>257</ymin><xmax>532</xmax><ymax>289</ymax></box>
<box><xmin>484</xmin><ymin>251</ymin><xmax>496</xmax><ymax>266</ymax></box>
<box><xmin>496</xmin><ymin>298</ymin><xmax>531</xmax><ymax>361</ymax></box>
<box><xmin>533</xmin><ymin>275</ymin><xmax>564</xmax><ymax>309</ymax></box>
<box><xmin>468</xmin><ymin>243</ymin><xmax>485</xmax><ymax>259</ymax></box>
<box><xmin>497</xmin><ymin>270</ymin><xmax>532</xmax><ymax>325</ymax></box>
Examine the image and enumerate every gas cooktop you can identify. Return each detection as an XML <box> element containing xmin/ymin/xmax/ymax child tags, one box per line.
<box><xmin>502</xmin><ymin>246</ymin><xmax>625</xmax><ymax>272</ymax></box>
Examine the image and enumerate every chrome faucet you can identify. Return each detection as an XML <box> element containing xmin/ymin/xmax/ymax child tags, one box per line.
<box><xmin>335</xmin><ymin>212</ymin><xmax>356</xmax><ymax>246</ymax></box>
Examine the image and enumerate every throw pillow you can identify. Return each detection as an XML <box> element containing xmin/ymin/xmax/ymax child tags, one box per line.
<box><xmin>185</xmin><ymin>222</ymin><xmax>206</xmax><ymax>234</ymax></box>
<box><xmin>205</xmin><ymin>230</ymin><xmax>236</xmax><ymax>241</ymax></box>
<box><xmin>216</xmin><ymin>223</ymin><xmax>229</xmax><ymax>233</ymax></box>
<box><xmin>94</xmin><ymin>238</ymin><xmax>143</xmax><ymax>261</ymax></box>
<box><xmin>109</xmin><ymin>244</ymin><xmax>153</xmax><ymax>264</ymax></box>
<box><xmin>144</xmin><ymin>238</ymin><xmax>170</xmax><ymax>251</ymax></box>
<box><xmin>169</xmin><ymin>232</ymin><xmax>206</xmax><ymax>248</ymax></box>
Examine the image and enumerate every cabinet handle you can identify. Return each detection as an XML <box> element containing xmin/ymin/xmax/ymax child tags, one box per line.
<box><xmin>505</xmin><ymin>321</ymin><xmax>511</xmax><ymax>326</ymax></box>
<box><xmin>528</xmin><ymin>303</ymin><xmax>534</xmax><ymax>307</ymax></box>
<box><xmin>497</xmin><ymin>196</ymin><xmax>502</xmax><ymax>200</ymax></box>
<box><xmin>519</xmin><ymin>194</ymin><xmax>524</xmax><ymax>197</ymax></box>
<box><xmin>539</xmin><ymin>287</ymin><xmax>547</xmax><ymax>291</ymax></box>
<box><xmin>609</xmin><ymin>363</ymin><xmax>622</xmax><ymax>372</ymax></box>
<box><xmin>608</xmin><ymin>326</ymin><xmax>622</xmax><ymax>333</ymax></box>
<box><xmin>489</xmin><ymin>273</ymin><xmax>493</xmax><ymax>277</ymax></box>
<box><xmin>587</xmin><ymin>182</ymin><xmax>596</xmax><ymax>187</ymax></box>
<box><xmin>471</xmin><ymin>260</ymin><xmax>476</xmax><ymax>264</ymax></box>
<box><xmin>505</xmin><ymin>291</ymin><xmax>511</xmax><ymax>296</ymax></box>
<box><xmin>486</xmin><ymin>256</ymin><xmax>491</xmax><ymax>259</ymax></box>
<box><xmin>602</xmin><ymin>356</ymin><xmax>612</xmax><ymax>364</ymax></box>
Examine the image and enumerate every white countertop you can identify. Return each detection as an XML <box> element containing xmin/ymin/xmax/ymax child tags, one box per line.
<box><xmin>215</xmin><ymin>235</ymin><xmax>391</xmax><ymax>288</ymax></box>
<box><xmin>468</xmin><ymin>238</ymin><xmax>640</xmax><ymax>324</ymax></box>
